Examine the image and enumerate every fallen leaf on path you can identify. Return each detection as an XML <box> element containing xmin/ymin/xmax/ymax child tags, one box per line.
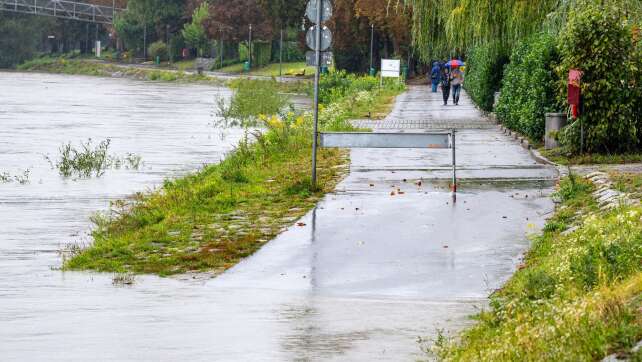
<box><xmin>390</xmin><ymin>191</ymin><xmax>396</xmax><ymax>196</ymax></box>
<box><xmin>296</xmin><ymin>222</ymin><xmax>306</xmax><ymax>227</ymax></box>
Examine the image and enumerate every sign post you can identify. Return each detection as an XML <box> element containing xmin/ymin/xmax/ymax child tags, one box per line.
<box><xmin>305</xmin><ymin>0</ymin><xmax>333</xmax><ymax>190</ymax></box>
<box><xmin>380</xmin><ymin>58</ymin><xmax>401</xmax><ymax>87</ymax></box>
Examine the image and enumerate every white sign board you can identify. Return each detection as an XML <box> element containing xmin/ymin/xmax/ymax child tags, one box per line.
<box><xmin>95</xmin><ymin>41</ymin><xmax>101</xmax><ymax>57</ymax></box>
<box><xmin>381</xmin><ymin>59</ymin><xmax>400</xmax><ymax>78</ymax></box>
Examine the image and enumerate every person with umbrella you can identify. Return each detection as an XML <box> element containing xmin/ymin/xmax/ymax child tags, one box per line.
<box><xmin>447</xmin><ymin>59</ymin><xmax>465</xmax><ymax>105</ymax></box>
<box><xmin>430</xmin><ymin>61</ymin><xmax>441</xmax><ymax>93</ymax></box>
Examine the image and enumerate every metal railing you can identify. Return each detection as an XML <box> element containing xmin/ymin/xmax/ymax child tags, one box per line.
<box><xmin>0</xmin><ymin>0</ymin><xmax>123</xmax><ymax>24</ymax></box>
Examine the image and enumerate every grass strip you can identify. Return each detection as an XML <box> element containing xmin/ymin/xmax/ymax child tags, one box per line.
<box><xmin>540</xmin><ymin>148</ymin><xmax>642</xmax><ymax>165</ymax></box>
<box><xmin>17</xmin><ymin>58</ymin><xmax>312</xmax><ymax>95</ymax></box>
<box><xmin>64</xmin><ymin>127</ymin><xmax>348</xmax><ymax>276</ymax></box>
<box><xmin>432</xmin><ymin>175</ymin><xmax>642</xmax><ymax>361</ymax></box>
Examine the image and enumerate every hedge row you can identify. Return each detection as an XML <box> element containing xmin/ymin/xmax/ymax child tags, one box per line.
<box><xmin>468</xmin><ymin>4</ymin><xmax>642</xmax><ymax>153</ymax></box>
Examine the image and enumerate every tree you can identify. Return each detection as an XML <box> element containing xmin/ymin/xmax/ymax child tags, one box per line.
<box><xmin>327</xmin><ymin>0</ymin><xmax>371</xmax><ymax>72</ymax></box>
<box><xmin>204</xmin><ymin>0</ymin><xmax>273</xmax><ymax>42</ymax></box>
<box><xmin>182</xmin><ymin>2</ymin><xmax>209</xmax><ymax>55</ymax></box>
<box><xmin>0</xmin><ymin>13</ymin><xmax>51</xmax><ymax>68</ymax></box>
<box><xmin>114</xmin><ymin>0</ymin><xmax>184</xmax><ymax>54</ymax></box>
<box><xmin>354</xmin><ymin>0</ymin><xmax>411</xmax><ymax>57</ymax></box>
<box><xmin>257</xmin><ymin>0</ymin><xmax>306</xmax><ymax>28</ymax></box>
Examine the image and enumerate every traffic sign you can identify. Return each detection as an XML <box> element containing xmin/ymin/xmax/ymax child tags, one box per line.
<box><xmin>306</xmin><ymin>51</ymin><xmax>333</xmax><ymax>66</ymax></box>
<box><xmin>306</xmin><ymin>25</ymin><xmax>332</xmax><ymax>51</ymax></box>
<box><xmin>306</xmin><ymin>0</ymin><xmax>333</xmax><ymax>23</ymax></box>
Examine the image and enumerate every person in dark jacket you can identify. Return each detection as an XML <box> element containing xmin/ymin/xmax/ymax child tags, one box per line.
<box><xmin>441</xmin><ymin>67</ymin><xmax>451</xmax><ymax>105</ymax></box>
<box><xmin>430</xmin><ymin>62</ymin><xmax>441</xmax><ymax>93</ymax></box>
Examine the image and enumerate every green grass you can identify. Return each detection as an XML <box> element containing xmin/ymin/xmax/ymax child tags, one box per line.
<box><xmin>216</xmin><ymin>61</ymin><xmax>317</xmax><ymax>77</ymax></box>
<box><xmin>541</xmin><ymin>148</ymin><xmax>642</xmax><ymax>165</ymax></box>
<box><xmin>611</xmin><ymin>172</ymin><xmax>642</xmax><ymax>200</ymax></box>
<box><xmin>431</xmin><ymin>176</ymin><xmax>642</xmax><ymax>361</ymax></box>
<box><xmin>250</xmin><ymin>62</ymin><xmax>316</xmax><ymax>77</ymax></box>
<box><xmin>64</xmin><ymin>130</ymin><xmax>349</xmax><ymax>276</ymax></box>
<box><xmin>17</xmin><ymin>57</ymin><xmax>223</xmax><ymax>84</ymax></box>
<box><xmin>173</xmin><ymin>59</ymin><xmax>195</xmax><ymax>71</ymax></box>
<box><xmin>217</xmin><ymin>62</ymin><xmax>245</xmax><ymax>74</ymax></box>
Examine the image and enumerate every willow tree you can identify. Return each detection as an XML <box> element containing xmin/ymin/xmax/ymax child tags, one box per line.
<box><xmin>403</xmin><ymin>0</ymin><xmax>642</xmax><ymax>61</ymax></box>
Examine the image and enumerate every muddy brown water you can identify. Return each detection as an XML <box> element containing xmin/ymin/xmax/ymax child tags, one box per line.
<box><xmin>0</xmin><ymin>72</ymin><xmax>555</xmax><ymax>361</ymax></box>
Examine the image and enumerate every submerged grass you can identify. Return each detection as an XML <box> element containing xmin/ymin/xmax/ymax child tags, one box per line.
<box><xmin>48</xmin><ymin>138</ymin><xmax>142</xmax><ymax>178</ymax></box>
<box><xmin>431</xmin><ymin>176</ymin><xmax>642</xmax><ymax>361</ymax></box>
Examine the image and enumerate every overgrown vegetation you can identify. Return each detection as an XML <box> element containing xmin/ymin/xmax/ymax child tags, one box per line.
<box><xmin>431</xmin><ymin>176</ymin><xmax>642</xmax><ymax>361</ymax></box>
<box><xmin>216</xmin><ymin>79</ymin><xmax>290</xmax><ymax>126</ymax></box>
<box><xmin>64</xmin><ymin>74</ymin><xmax>403</xmax><ymax>275</ymax></box>
<box><xmin>48</xmin><ymin>138</ymin><xmax>142</xmax><ymax>178</ymax></box>
<box><xmin>612</xmin><ymin>172</ymin><xmax>642</xmax><ymax>200</ymax></box>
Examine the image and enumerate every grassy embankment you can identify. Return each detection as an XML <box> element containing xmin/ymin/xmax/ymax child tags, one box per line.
<box><xmin>62</xmin><ymin>73</ymin><xmax>405</xmax><ymax>276</ymax></box>
<box><xmin>432</xmin><ymin>175</ymin><xmax>642</xmax><ymax>360</ymax></box>
<box><xmin>540</xmin><ymin>148</ymin><xmax>642</xmax><ymax>166</ymax></box>
<box><xmin>217</xmin><ymin>61</ymin><xmax>316</xmax><ymax>77</ymax></box>
<box><xmin>17</xmin><ymin>57</ymin><xmax>219</xmax><ymax>83</ymax></box>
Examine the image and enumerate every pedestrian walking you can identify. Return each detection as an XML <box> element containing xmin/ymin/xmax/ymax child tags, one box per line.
<box><xmin>430</xmin><ymin>61</ymin><xmax>441</xmax><ymax>93</ymax></box>
<box><xmin>451</xmin><ymin>64</ymin><xmax>464</xmax><ymax>105</ymax></box>
<box><xmin>440</xmin><ymin>66</ymin><xmax>451</xmax><ymax>105</ymax></box>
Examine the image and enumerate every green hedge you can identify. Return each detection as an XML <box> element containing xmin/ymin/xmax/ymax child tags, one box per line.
<box><xmin>495</xmin><ymin>33</ymin><xmax>560</xmax><ymax>141</ymax></box>
<box><xmin>557</xmin><ymin>4</ymin><xmax>642</xmax><ymax>153</ymax></box>
<box><xmin>464</xmin><ymin>43</ymin><xmax>507</xmax><ymax>112</ymax></box>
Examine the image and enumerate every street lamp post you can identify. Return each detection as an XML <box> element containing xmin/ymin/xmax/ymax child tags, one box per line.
<box><xmin>311</xmin><ymin>0</ymin><xmax>323</xmax><ymax>190</ymax></box>
<box><xmin>279</xmin><ymin>28</ymin><xmax>284</xmax><ymax>78</ymax></box>
<box><xmin>369</xmin><ymin>24</ymin><xmax>374</xmax><ymax>75</ymax></box>
<box><xmin>248</xmin><ymin>23</ymin><xmax>252</xmax><ymax>69</ymax></box>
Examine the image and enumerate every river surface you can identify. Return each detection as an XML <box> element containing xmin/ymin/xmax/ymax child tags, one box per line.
<box><xmin>0</xmin><ymin>72</ymin><xmax>555</xmax><ymax>361</ymax></box>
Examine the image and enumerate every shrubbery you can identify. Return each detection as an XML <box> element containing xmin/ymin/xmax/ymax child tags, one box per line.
<box><xmin>557</xmin><ymin>4</ymin><xmax>642</xmax><ymax>153</ymax></box>
<box><xmin>495</xmin><ymin>33</ymin><xmax>560</xmax><ymax>141</ymax></box>
<box><xmin>148</xmin><ymin>41</ymin><xmax>169</xmax><ymax>61</ymax></box>
<box><xmin>318</xmin><ymin>70</ymin><xmax>404</xmax><ymax>104</ymax></box>
<box><xmin>464</xmin><ymin>43</ymin><xmax>507</xmax><ymax>112</ymax></box>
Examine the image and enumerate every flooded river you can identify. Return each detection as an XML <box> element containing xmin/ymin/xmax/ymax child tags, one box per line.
<box><xmin>0</xmin><ymin>72</ymin><xmax>555</xmax><ymax>361</ymax></box>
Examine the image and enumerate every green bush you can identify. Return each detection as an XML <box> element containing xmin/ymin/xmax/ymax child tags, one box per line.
<box><xmin>148</xmin><ymin>41</ymin><xmax>169</xmax><ymax>61</ymax></box>
<box><xmin>318</xmin><ymin>69</ymin><xmax>404</xmax><ymax>104</ymax></box>
<box><xmin>496</xmin><ymin>33</ymin><xmax>560</xmax><ymax>141</ymax></box>
<box><xmin>557</xmin><ymin>4</ymin><xmax>642</xmax><ymax>153</ymax></box>
<box><xmin>464</xmin><ymin>43</ymin><xmax>508</xmax><ymax>112</ymax></box>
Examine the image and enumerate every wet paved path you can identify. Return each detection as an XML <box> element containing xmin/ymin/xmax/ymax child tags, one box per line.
<box><xmin>1</xmin><ymin>80</ymin><xmax>557</xmax><ymax>361</ymax></box>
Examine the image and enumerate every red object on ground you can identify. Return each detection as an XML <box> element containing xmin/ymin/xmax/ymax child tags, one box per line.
<box><xmin>568</xmin><ymin>69</ymin><xmax>583</xmax><ymax>119</ymax></box>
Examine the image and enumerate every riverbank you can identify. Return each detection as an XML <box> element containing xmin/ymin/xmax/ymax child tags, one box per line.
<box><xmin>14</xmin><ymin>57</ymin><xmax>311</xmax><ymax>94</ymax></box>
<box><xmin>63</xmin><ymin>72</ymin><xmax>405</xmax><ymax>276</ymax></box>
<box><xmin>433</xmin><ymin>173</ymin><xmax>642</xmax><ymax>361</ymax></box>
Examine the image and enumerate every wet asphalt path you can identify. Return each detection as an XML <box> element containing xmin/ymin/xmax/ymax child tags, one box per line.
<box><xmin>1</xmin><ymin>78</ymin><xmax>556</xmax><ymax>361</ymax></box>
